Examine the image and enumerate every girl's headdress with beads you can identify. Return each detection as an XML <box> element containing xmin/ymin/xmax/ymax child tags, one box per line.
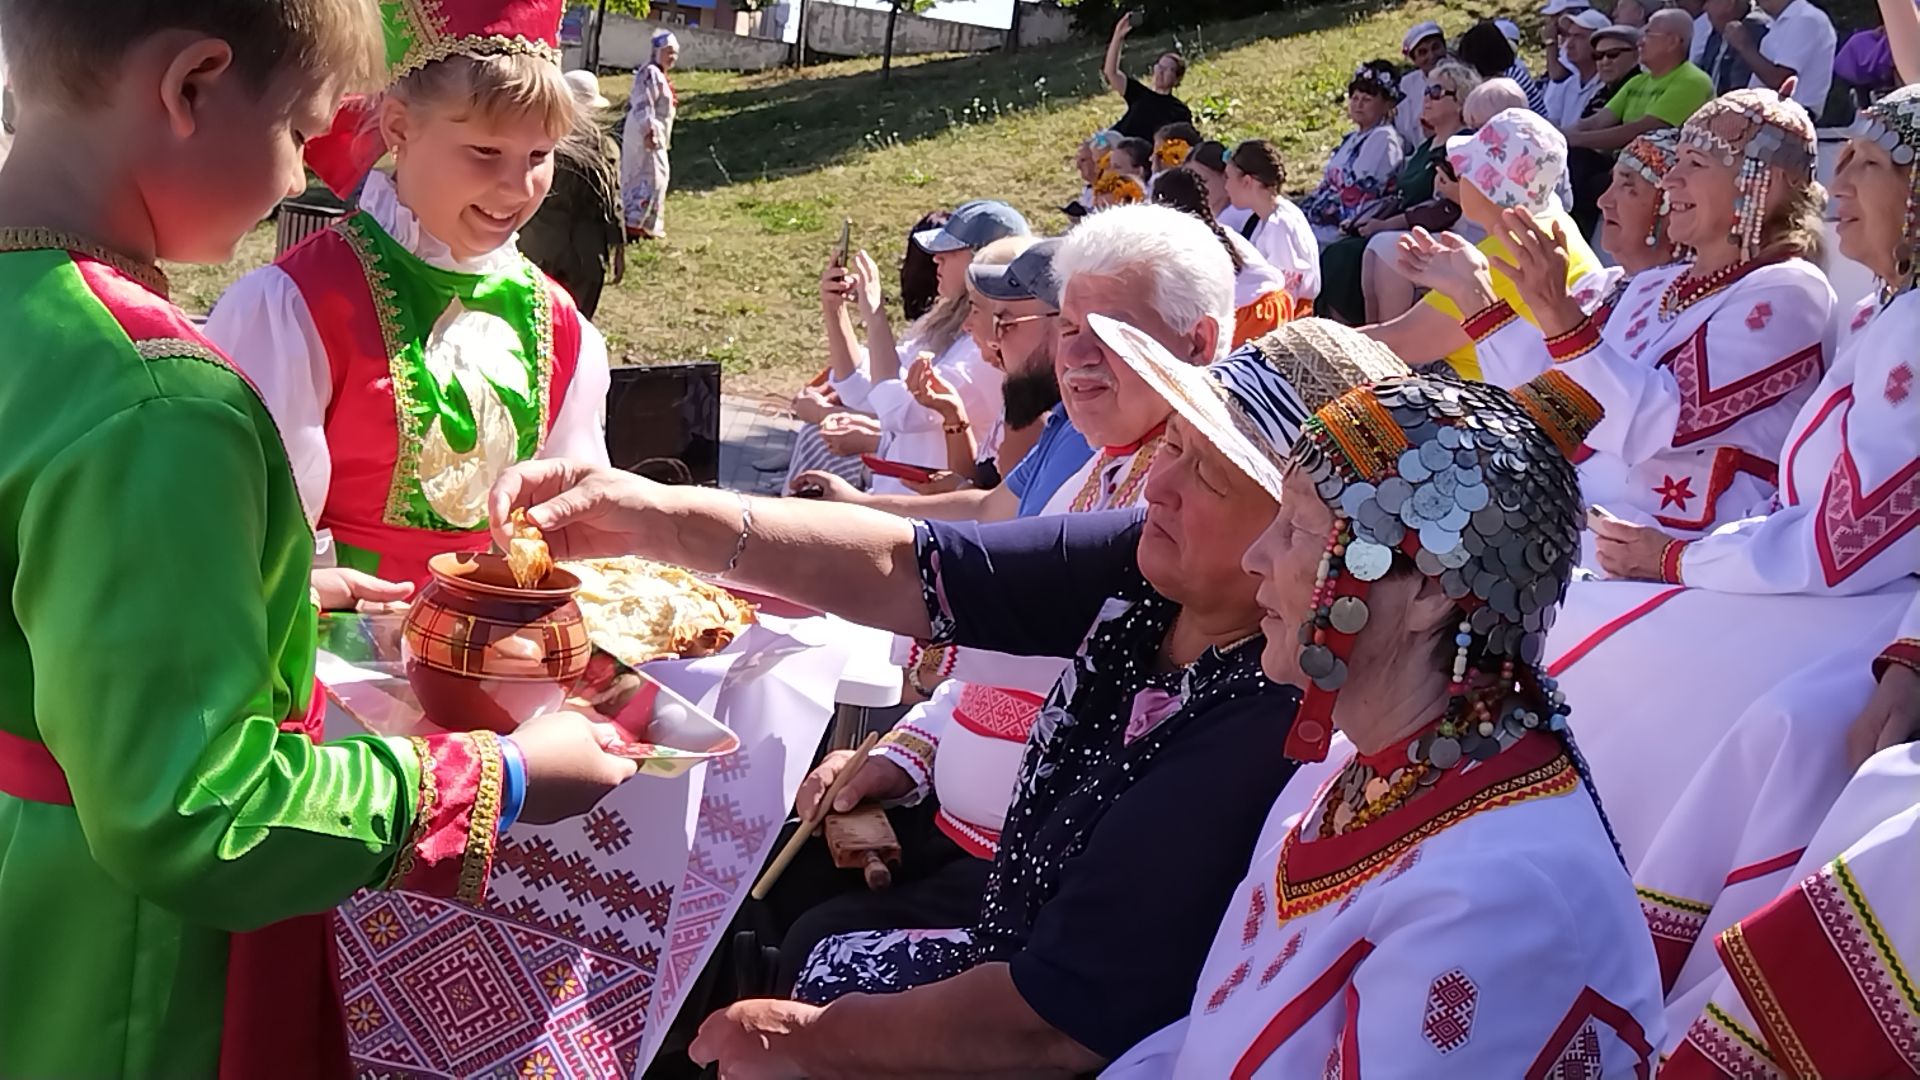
<box><xmin>1678</xmin><ymin>88</ymin><xmax>1817</xmax><ymax>260</ymax></box>
<box><xmin>1848</xmin><ymin>84</ymin><xmax>1920</xmax><ymax>298</ymax></box>
<box><xmin>1281</xmin><ymin>371</ymin><xmax>1599</xmax><ymax>762</ymax></box>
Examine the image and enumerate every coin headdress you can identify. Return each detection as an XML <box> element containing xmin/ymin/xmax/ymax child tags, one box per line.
<box><xmin>1677</xmin><ymin>88</ymin><xmax>1817</xmax><ymax>260</ymax></box>
<box><xmin>1282</xmin><ymin>370</ymin><xmax>1602</xmax><ymax>766</ymax></box>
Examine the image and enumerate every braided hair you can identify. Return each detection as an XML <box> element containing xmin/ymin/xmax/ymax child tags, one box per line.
<box><xmin>1151</xmin><ymin>166</ymin><xmax>1245</xmax><ymax>274</ymax></box>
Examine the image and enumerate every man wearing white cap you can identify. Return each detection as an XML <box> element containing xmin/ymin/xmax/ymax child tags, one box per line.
<box><xmin>1539</xmin><ymin>0</ymin><xmax>1591</xmax><ymax>86</ymax></box>
<box><xmin>1545</xmin><ymin>9</ymin><xmax>1614</xmax><ymax>129</ymax></box>
<box><xmin>1396</xmin><ymin>21</ymin><xmax>1449</xmax><ymax>147</ymax></box>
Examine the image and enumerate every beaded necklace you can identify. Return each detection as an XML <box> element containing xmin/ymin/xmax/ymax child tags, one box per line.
<box><xmin>1657</xmin><ymin>255</ymin><xmax>1766</xmax><ymax>323</ymax></box>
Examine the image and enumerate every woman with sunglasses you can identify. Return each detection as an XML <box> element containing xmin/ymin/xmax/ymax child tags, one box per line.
<box><xmin>1318</xmin><ymin>59</ymin><xmax>1484</xmax><ymax>326</ymax></box>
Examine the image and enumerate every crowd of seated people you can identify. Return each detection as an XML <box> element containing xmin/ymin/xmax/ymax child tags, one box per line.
<box><xmin>701</xmin><ymin>11</ymin><xmax>1919</xmax><ymax>1076</ymax></box>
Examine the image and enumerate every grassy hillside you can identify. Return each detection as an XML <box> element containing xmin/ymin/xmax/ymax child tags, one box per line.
<box><xmin>168</xmin><ymin>0</ymin><xmax>1508</xmax><ymax>394</ymax></box>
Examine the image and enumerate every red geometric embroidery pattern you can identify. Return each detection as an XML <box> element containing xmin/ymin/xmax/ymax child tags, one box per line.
<box><xmin>1323</xmin><ymin>1041</ymin><xmax>1345</xmax><ymax>1080</ymax></box>
<box><xmin>1853</xmin><ymin>303</ymin><xmax>1877</xmax><ymax>332</ymax></box>
<box><xmin>584</xmin><ymin>806</ymin><xmax>632</xmax><ymax>855</ymax></box>
<box><xmin>1746</xmin><ymin>302</ymin><xmax>1773</xmax><ymax>330</ymax></box>
<box><xmin>1639</xmin><ymin>887</ymin><xmax>1709</xmax><ymax>949</ymax></box>
<box><xmin>1384</xmin><ymin>847</ymin><xmax>1423</xmax><ymax>882</ymax></box>
<box><xmin>1337</xmin><ymin>888</ymin><xmax>1363</xmax><ymax>915</ymax></box>
<box><xmin>1889</xmin><ymin>363</ymin><xmax>1913</xmax><ymax>405</ymax></box>
<box><xmin>1813</xmin><ymin>421</ymin><xmax>1920</xmax><ymax>586</ymax></box>
<box><xmin>1206</xmin><ymin>960</ymin><xmax>1253</xmax><ymax>1013</ymax></box>
<box><xmin>1678</xmin><ymin>1005</ymin><xmax>1785</xmax><ymax>1079</ymax></box>
<box><xmin>1423</xmin><ymin>968</ymin><xmax>1479</xmax><ymax>1054</ymax></box>
<box><xmin>1260</xmin><ymin>933</ymin><xmax>1304</xmax><ymax>988</ymax></box>
<box><xmin>1660</xmin><ymin>324</ymin><xmax>1824</xmax><ymax>447</ymax></box>
<box><xmin>1655</xmin><ymin>475</ymin><xmax>1695</xmax><ymax>511</ymax></box>
<box><xmin>1625</xmin><ymin>317</ymin><xmax>1648</xmax><ymax>341</ymax></box>
<box><xmin>952</xmin><ymin>683</ymin><xmax>1045</xmax><ymax>742</ymax></box>
<box><xmin>1541</xmin><ymin>1018</ymin><xmax>1604</xmax><ymax>1080</ymax></box>
<box><xmin>1243</xmin><ymin>885</ymin><xmax>1268</xmax><ymax>949</ymax></box>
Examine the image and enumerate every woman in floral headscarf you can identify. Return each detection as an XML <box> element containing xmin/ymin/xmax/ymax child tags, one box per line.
<box><xmin>1298</xmin><ymin>61</ymin><xmax>1408</xmax><ymax>246</ymax></box>
<box><xmin>621</xmin><ymin>29</ymin><xmax>678</xmax><ymax>239</ymax></box>
<box><xmin>1363</xmin><ymin>107</ymin><xmax>1604</xmax><ymax>380</ymax></box>
<box><xmin>1404</xmin><ymin>128</ymin><xmax>1685</xmax><ymax>388</ymax></box>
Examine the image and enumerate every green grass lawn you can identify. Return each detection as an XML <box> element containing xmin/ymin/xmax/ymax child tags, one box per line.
<box><xmin>168</xmin><ymin>0</ymin><xmax>1508</xmax><ymax>396</ymax></box>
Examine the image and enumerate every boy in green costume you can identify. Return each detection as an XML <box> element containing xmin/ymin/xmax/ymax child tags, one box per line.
<box><xmin>0</xmin><ymin>2</ymin><xmax>636</xmax><ymax>1075</ymax></box>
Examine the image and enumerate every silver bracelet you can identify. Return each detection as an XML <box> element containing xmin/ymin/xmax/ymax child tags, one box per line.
<box><xmin>724</xmin><ymin>491</ymin><xmax>753</xmax><ymax>575</ymax></box>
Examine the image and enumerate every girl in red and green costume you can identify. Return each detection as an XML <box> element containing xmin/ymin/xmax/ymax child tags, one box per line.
<box><xmin>0</xmin><ymin>2</ymin><xmax>634</xmax><ymax>1075</ymax></box>
<box><xmin>208</xmin><ymin>0</ymin><xmax>613</xmax><ymax>591</ymax></box>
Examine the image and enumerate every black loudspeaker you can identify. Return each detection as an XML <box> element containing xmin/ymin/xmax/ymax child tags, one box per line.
<box><xmin>605</xmin><ymin>362</ymin><xmax>721</xmax><ymax>486</ymax></box>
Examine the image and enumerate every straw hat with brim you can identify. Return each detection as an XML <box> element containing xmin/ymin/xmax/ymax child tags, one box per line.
<box><xmin>1088</xmin><ymin>314</ymin><xmax>1411</xmax><ymax>502</ymax></box>
<box><xmin>564</xmin><ymin>70</ymin><xmax>611</xmax><ymax>110</ymax></box>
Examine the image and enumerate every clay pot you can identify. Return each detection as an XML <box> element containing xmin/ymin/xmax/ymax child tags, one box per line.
<box><xmin>402</xmin><ymin>552</ymin><xmax>592</xmax><ymax>734</ymax></box>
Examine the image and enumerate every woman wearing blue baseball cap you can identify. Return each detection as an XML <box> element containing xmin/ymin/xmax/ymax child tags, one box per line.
<box><xmin>821</xmin><ymin>201</ymin><xmax>1030</xmax><ymax>494</ymax></box>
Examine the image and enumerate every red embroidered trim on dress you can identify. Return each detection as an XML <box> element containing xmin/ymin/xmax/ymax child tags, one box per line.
<box><xmin>1658</xmin><ymin>324</ymin><xmax>1824</xmax><ymax>448</ymax></box>
<box><xmin>1651</xmin><ymin>448</ymin><xmax>1779</xmax><ymax>532</ymax></box>
<box><xmin>1723</xmin><ymin>848</ymin><xmax>1806</xmax><ymax>888</ymax></box>
<box><xmin>1523</xmin><ymin>987</ymin><xmax>1655</xmax><ymax>1079</ymax></box>
<box><xmin>1812</xmin><ymin>411</ymin><xmax>1920</xmax><ymax>587</ymax></box>
<box><xmin>1546</xmin><ymin>316</ymin><xmax>1603</xmax><ymax>362</ymax></box>
<box><xmin>1660</xmin><ymin>538</ymin><xmax>1690</xmax><ymax>584</ymax></box>
<box><xmin>1230</xmin><ymin>939</ymin><xmax>1376</xmax><ymax>1080</ymax></box>
<box><xmin>1275</xmin><ymin>735</ymin><xmax>1577</xmax><ymax>920</ymax></box>
<box><xmin>1461</xmin><ymin>299</ymin><xmax>1519</xmax><ymax>342</ymax></box>
<box><xmin>1875</xmin><ymin>640</ymin><xmax>1920</xmax><ymax>681</ymax></box>
<box><xmin>1545</xmin><ymin>586</ymin><xmax>1687</xmax><ymax>677</ymax></box>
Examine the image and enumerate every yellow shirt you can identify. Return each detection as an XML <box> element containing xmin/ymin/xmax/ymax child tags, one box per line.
<box><xmin>1422</xmin><ymin>211</ymin><xmax>1602</xmax><ymax>381</ymax></box>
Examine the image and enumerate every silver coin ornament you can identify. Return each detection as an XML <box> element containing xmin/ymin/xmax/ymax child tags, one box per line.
<box><xmin>1328</xmin><ymin>595</ymin><xmax>1370</xmax><ymax>634</ymax></box>
<box><xmin>1343</xmin><ymin>538</ymin><xmax>1393</xmax><ymax>582</ymax></box>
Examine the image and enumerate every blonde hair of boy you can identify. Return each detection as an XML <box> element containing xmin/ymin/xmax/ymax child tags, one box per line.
<box><xmin>0</xmin><ymin>0</ymin><xmax>384</xmax><ymax>106</ymax></box>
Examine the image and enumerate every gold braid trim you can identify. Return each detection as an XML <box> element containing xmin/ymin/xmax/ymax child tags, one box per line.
<box><xmin>0</xmin><ymin>227</ymin><xmax>169</xmax><ymax>295</ymax></box>
<box><xmin>1720</xmin><ymin>922</ymin><xmax>1818</xmax><ymax>1078</ymax></box>
<box><xmin>457</xmin><ymin>731</ymin><xmax>505</xmax><ymax>904</ymax></box>
<box><xmin>385</xmin><ymin>736</ymin><xmax>440</xmax><ymax>888</ymax></box>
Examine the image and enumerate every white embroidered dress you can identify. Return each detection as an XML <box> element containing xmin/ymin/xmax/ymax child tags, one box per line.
<box><xmin>1538</xmin><ymin>290</ymin><xmax>1920</xmax><ymax>1013</ymax></box>
<box><xmin>1103</xmin><ymin>733</ymin><xmax>1665</xmax><ymax>1079</ymax></box>
<box><xmin>1550</xmin><ymin>258</ymin><xmax>1834</xmax><ymax>548</ymax></box>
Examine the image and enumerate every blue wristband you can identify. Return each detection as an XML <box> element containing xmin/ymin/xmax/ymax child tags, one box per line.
<box><xmin>497</xmin><ymin>736</ymin><xmax>527</xmax><ymax>836</ymax></box>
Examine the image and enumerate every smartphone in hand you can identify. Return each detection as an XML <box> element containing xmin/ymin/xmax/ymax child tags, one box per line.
<box><xmin>833</xmin><ymin>218</ymin><xmax>852</xmax><ymax>268</ymax></box>
<box><xmin>860</xmin><ymin>454</ymin><xmax>941</xmax><ymax>485</ymax></box>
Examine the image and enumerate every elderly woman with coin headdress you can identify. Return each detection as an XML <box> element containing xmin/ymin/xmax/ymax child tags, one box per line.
<box><xmin>482</xmin><ymin>322</ymin><xmax>1403</xmax><ymax>1078</ymax></box>
<box><xmin>1102</xmin><ymin>369</ymin><xmax>1665</xmax><ymax>1078</ymax></box>
<box><xmin>1488</xmin><ymin>86</ymin><xmax>1920</xmax><ymax>1044</ymax></box>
